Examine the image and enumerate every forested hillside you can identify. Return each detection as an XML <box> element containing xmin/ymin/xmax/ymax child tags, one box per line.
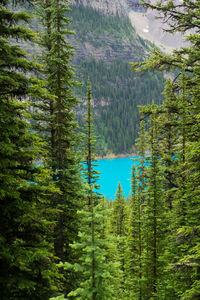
<box><xmin>68</xmin><ymin>3</ymin><xmax>165</xmax><ymax>155</ymax></box>
<box><xmin>76</xmin><ymin>58</ymin><xmax>164</xmax><ymax>154</ymax></box>
<box><xmin>11</xmin><ymin>0</ymin><xmax>165</xmax><ymax>155</ymax></box>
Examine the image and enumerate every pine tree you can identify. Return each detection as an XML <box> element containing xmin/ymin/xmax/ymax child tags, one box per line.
<box><xmin>134</xmin><ymin>117</ymin><xmax>148</xmax><ymax>300</ymax></box>
<box><xmin>35</xmin><ymin>0</ymin><xmax>84</xmax><ymax>294</ymax></box>
<box><xmin>66</xmin><ymin>80</ymin><xmax>117</xmax><ymax>300</ymax></box>
<box><xmin>124</xmin><ymin>165</ymin><xmax>141</xmax><ymax>299</ymax></box>
<box><xmin>110</xmin><ymin>182</ymin><xmax>127</xmax><ymax>297</ymax></box>
<box><xmin>132</xmin><ymin>2</ymin><xmax>200</xmax><ymax>297</ymax></box>
<box><xmin>159</xmin><ymin>79</ymin><xmax>179</xmax><ymax>211</ymax></box>
<box><xmin>0</xmin><ymin>0</ymin><xmax>60</xmax><ymax>298</ymax></box>
<box><xmin>142</xmin><ymin>104</ymin><xmax>167</xmax><ymax>299</ymax></box>
<box><xmin>111</xmin><ymin>183</ymin><xmax>126</xmax><ymax>237</ymax></box>
<box><xmin>166</xmin><ymin>71</ymin><xmax>200</xmax><ymax>298</ymax></box>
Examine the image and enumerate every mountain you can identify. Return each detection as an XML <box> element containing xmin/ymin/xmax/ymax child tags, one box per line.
<box><xmin>128</xmin><ymin>0</ymin><xmax>187</xmax><ymax>53</ymax></box>
<box><xmin>71</xmin><ymin>0</ymin><xmax>186</xmax><ymax>52</ymax></box>
<box><xmin>69</xmin><ymin>0</ymin><xmax>165</xmax><ymax>155</ymax></box>
<box><xmin>16</xmin><ymin>0</ymin><xmax>166</xmax><ymax>155</ymax></box>
<box><xmin>71</xmin><ymin>0</ymin><xmax>127</xmax><ymax>16</ymax></box>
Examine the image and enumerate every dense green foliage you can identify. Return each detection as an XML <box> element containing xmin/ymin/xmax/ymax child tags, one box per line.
<box><xmin>76</xmin><ymin>58</ymin><xmax>164</xmax><ymax>155</ymax></box>
<box><xmin>67</xmin><ymin>81</ymin><xmax>118</xmax><ymax>300</ymax></box>
<box><xmin>68</xmin><ymin>4</ymin><xmax>165</xmax><ymax>155</ymax></box>
<box><xmin>129</xmin><ymin>1</ymin><xmax>200</xmax><ymax>298</ymax></box>
<box><xmin>70</xmin><ymin>4</ymin><xmax>141</xmax><ymax>46</ymax></box>
<box><xmin>36</xmin><ymin>0</ymin><xmax>84</xmax><ymax>295</ymax></box>
<box><xmin>6</xmin><ymin>1</ymin><xmax>165</xmax><ymax>156</ymax></box>
<box><xmin>1</xmin><ymin>0</ymin><xmax>200</xmax><ymax>299</ymax></box>
<box><xmin>0</xmin><ymin>0</ymin><xmax>60</xmax><ymax>298</ymax></box>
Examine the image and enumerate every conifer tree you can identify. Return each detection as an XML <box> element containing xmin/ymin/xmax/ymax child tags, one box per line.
<box><xmin>154</xmin><ymin>81</ymin><xmax>181</xmax><ymax>298</ymax></box>
<box><xmin>142</xmin><ymin>104</ymin><xmax>167</xmax><ymax>299</ymax></box>
<box><xmin>35</xmin><ymin>1</ymin><xmax>84</xmax><ymax>294</ymax></box>
<box><xmin>111</xmin><ymin>183</ymin><xmax>126</xmax><ymax>238</ymax></box>
<box><xmin>159</xmin><ymin>79</ymin><xmax>179</xmax><ymax>211</ymax></box>
<box><xmin>67</xmin><ymin>80</ymin><xmax>117</xmax><ymax>300</ymax></box>
<box><xmin>124</xmin><ymin>165</ymin><xmax>141</xmax><ymax>299</ymax></box>
<box><xmin>179</xmin><ymin>73</ymin><xmax>200</xmax><ymax>300</ymax></box>
<box><xmin>134</xmin><ymin>117</ymin><xmax>148</xmax><ymax>300</ymax></box>
<box><xmin>165</xmin><ymin>71</ymin><xmax>199</xmax><ymax>298</ymax></box>
<box><xmin>0</xmin><ymin>0</ymin><xmax>60</xmax><ymax>298</ymax></box>
<box><xmin>132</xmin><ymin>2</ymin><xmax>200</xmax><ymax>297</ymax></box>
<box><xmin>110</xmin><ymin>183</ymin><xmax>127</xmax><ymax>297</ymax></box>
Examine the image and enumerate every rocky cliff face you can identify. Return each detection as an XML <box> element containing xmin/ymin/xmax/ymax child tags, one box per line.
<box><xmin>128</xmin><ymin>1</ymin><xmax>187</xmax><ymax>52</ymax></box>
<box><xmin>71</xmin><ymin>0</ymin><xmax>185</xmax><ymax>52</ymax></box>
<box><xmin>71</xmin><ymin>0</ymin><xmax>127</xmax><ymax>16</ymax></box>
<box><xmin>69</xmin><ymin>2</ymin><xmax>147</xmax><ymax>65</ymax></box>
<box><xmin>71</xmin><ymin>0</ymin><xmax>148</xmax><ymax>15</ymax></box>
<box><xmin>125</xmin><ymin>0</ymin><xmax>148</xmax><ymax>12</ymax></box>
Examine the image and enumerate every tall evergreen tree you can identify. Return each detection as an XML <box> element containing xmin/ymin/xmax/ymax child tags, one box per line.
<box><xmin>134</xmin><ymin>117</ymin><xmax>148</xmax><ymax>300</ymax></box>
<box><xmin>125</xmin><ymin>165</ymin><xmax>141</xmax><ymax>299</ymax></box>
<box><xmin>67</xmin><ymin>80</ymin><xmax>117</xmax><ymax>300</ymax></box>
<box><xmin>132</xmin><ymin>2</ymin><xmax>200</xmax><ymax>297</ymax></box>
<box><xmin>111</xmin><ymin>183</ymin><xmax>126</xmax><ymax>238</ymax></box>
<box><xmin>0</xmin><ymin>0</ymin><xmax>60</xmax><ymax>298</ymax></box>
<box><xmin>159</xmin><ymin>79</ymin><xmax>179</xmax><ymax>211</ymax></box>
<box><xmin>141</xmin><ymin>104</ymin><xmax>167</xmax><ymax>299</ymax></box>
<box><xmin>165</xmin><ymin>71</ymin><xmax>200</xmax><ymax>298</ymax></box>
<box><xmin>110</xmin><ymin>183</ymin><xmax>127</xmax><ymax>298</ymax></box>
<box><xmin>35</xmin><ymin>0</ymin><xmax>84</xmax><ymax>294</ymax></box>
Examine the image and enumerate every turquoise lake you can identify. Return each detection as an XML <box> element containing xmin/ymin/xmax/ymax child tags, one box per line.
<box><xmin>96</xmin><ymin>156</ymin><xmax>140</xmax><ymax>200</ymax></box>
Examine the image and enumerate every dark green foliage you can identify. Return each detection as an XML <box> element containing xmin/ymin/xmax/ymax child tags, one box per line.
<box><xmin>124</xmin><ymin>117</ymin><xmax>150</xmax><ymax>299</ymax></box>
<box><xmin>111</xmin><ymin>183</ymin><xmax>126</xmax><ymax>237</ymax></box>
<box><xmin>124</xmin><ymin>119</ymin><xmax>148</xmax><ymax>299</ymax></box>
<box><xmin>67</xmin><ymin>81</ymin><xmax>117</xmax><ymax>300</ymax></box>
<box><xmin>3</xmin><ymin>0</ymin><xmax>200</xmax><ymax>299</ymax></box>
<box><xmin>70</xmin><ymin>4</ymin><xmax>140</xmax><ymax>46</ymax></box>
<box><xmin>76</xmin><ymin>58</ymin><xmax>165</xmax><ymax>155</ymax></box>
<box><xmin>35</xmin><ymin>0</ymin><xmax>84</xmax><ymax>295</ymax></box>
<box><xmin>132</xmin><ymin>0</ymin><xmax>200</xmax><ymax>294</ymax></box>
<box><xmin>109</xmin><ymin>183</ymin><xmax>127</xmax><ymax>297</ymax></box>
<box><xmin>142</xmin><ymin>105</ymin><xmax>167</xmax><ymax>299</ymax></box>
<box><xmin>124</xmin><ymin>166</ymin><xmax>138</xmax><ymax>299</ymax></box>
<box><xmin>0</xmin><ymin>0</ymin><xmax>60</xmax><ymax>298</ymax></box>
<box><xmin>0</xmin><ymin>98</ymin><xmax>59</xmax><ymax>300</ymax></box>
<box><xmin>4</xmin><ymin>1</ymin><xmax>166</xmax><ymax>156</ymax></box>
<box><xmin>158</xmin><ymin>79</ymin><xmax>179</xmax><ymax>210</ymax></box>
<box><xmin>82</xmin><ymin>78</ymin><xmax>99</xmax><ymax>189</ymax></box>
<box><xmin>67</xmin><ymin>4</ymin><xmax>165</xmax><ymax>155</ymax></box>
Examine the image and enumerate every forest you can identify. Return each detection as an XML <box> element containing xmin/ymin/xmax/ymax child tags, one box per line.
<box><xmin>68</xmin><ymin>3</ymin><xmax>165</xmax><ymax>155</ymax></box>
<box><xmin>0</xmin><ymin>0</ymin><xmax>200</xmax><ymax>299</ymax></box>
<box><xmin>76</xmin><ymin>58</ymin><xmax>164</xmax><ymax>155</ymax></box>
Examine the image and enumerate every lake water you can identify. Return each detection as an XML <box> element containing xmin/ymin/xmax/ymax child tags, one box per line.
<box><xmin>96</xmin><ymin>156</ymin><xmax>141</xmax><ymax>200</ymax></box>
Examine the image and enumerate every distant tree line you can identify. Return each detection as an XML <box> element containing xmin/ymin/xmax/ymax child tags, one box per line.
<box><xmin>76</xmin><ymin>58</ymin><xmax>164</xmax><ymax>155</ymax></box>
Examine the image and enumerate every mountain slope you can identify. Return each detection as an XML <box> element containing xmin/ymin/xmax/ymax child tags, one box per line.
<box><xmin>15</xmin><ymin>0</ymin><xmax>165</xmax><ymax>155</ymax></box>
<box><xmin>69</xmin><ymin>2</ymin><xmax>164</xmax><ymax>155</ymax></box>
<box><xmin>72</xmin><ymin>0</ymin><xmax>186</xmax><ymax>53</ymax></box>
<box><xmin>128</xmin><ymin>4</ymin><xmax>187</xmax><ymax>53</ymax></box>
<box><xmin>71</xmin><ymin>0</ymin><xmax>127</xmax><ymax>16</ymax></box>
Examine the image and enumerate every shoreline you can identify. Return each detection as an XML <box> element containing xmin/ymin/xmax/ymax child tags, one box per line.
<box><xmin>95</xmin><ymin>153</ymin><xmax>139</xmax><ymax>160</ymax></box>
